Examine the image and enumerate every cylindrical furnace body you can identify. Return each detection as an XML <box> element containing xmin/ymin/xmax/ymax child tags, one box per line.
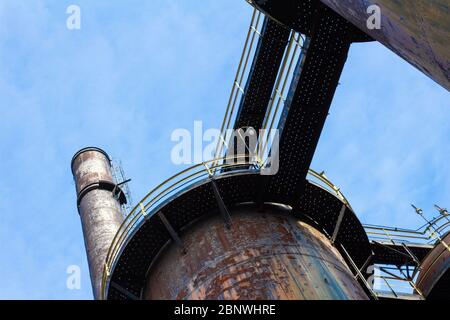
<box><xmin>144</xmin><ymin>207</ymin><xmax>368</xmax><ymax>300</ymax></box>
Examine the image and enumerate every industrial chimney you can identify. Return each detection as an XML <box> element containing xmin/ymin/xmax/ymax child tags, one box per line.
<box><xmin>71</xmin><ymin>147</ymin><xmax>124</xmax><ymax>299</ymax></box>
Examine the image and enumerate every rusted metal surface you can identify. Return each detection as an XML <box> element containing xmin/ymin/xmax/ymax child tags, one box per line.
<box><xmin>144</xmin><ymin>207</ymin><xmax>368</xmax><ymax>300</ymax></box>
<box><xmin>71</xmin><ymin>147</ymin><xmax>114</xmax><ymax>195</ymax></box>
<box><xmin>71</xmin><ymin>147</ymin><xmax>124</xmax><ymax>299</ymax></box>
<box><xmin>249</xmin><ymin>0</ymin><xmax>449</xmax><ymax>90</ymax></box>
<box><xmin>319</xmin><ymin>0</ymin><xmax>450</xmax><ymax>90</ymax></box>
<box><xmin>416</xmin><ymin>232</ymin><xmax>450</xmax><ymax>298</ymax></box>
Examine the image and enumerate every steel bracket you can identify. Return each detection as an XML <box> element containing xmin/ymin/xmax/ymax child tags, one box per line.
<box><xmin>110</xmin><ymin>281</ymin><xmax>140</xmax><ymax>300</ymax></box>
<box><xmin>331</xmin><ymin>204</ymin><xmax>346</xmax><ymax>244</ymax></box>
<box><xmin>157</xmin><ymin>211</ymin><xmax>186</xmax><ymax>254</ymax></box>
<box><xmin>210</xmin><ymin>178</ymin><xmax>232</xmax><ymax>228</ymax></box>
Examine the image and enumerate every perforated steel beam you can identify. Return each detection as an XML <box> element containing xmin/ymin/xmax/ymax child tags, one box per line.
<box><xmin>234</xmin><ymin>17</ymin><xmax>290</xmax><ymax>131</ymax></box>
<box><xmin>265</xmin><ymin>5</ymin><xmax>352</xmax><ymax>203</ymax></box>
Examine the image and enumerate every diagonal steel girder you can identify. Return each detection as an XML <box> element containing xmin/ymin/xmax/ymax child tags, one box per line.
<box><xmin>234</xmin><ymin>17</ymin><xmax>290</xmax><ymax>131</ymax></box>
<box><xmin>265</xmin><ymin>5</ymin><xmax>353</xmax><ymax>203</ymax></box>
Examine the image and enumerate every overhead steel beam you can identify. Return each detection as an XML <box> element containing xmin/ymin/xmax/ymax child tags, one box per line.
<box><xmin>234</xmin><ymin>17</ymin><xmax>290</xmax><ymax>131</ymax></box>
<box><xmin>265</xmin><ymin>5</ymin><xmax>353</xmax><ymax>202</ymax></box>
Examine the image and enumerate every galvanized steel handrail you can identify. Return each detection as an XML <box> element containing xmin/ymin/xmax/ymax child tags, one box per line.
<box><xmin>212</xmin><ymin>9</ymin><xmax>308</xmax><ymax>169</ymax></box>
<box><xmin>213</xmin><ymin>8</ymin><xmax>263</xmax><ymax>168</ymax></box>
<box><xmin>364</xmin><ymin>214</ymin><xmax>450</xmax><ymax>246</ymax></box>
<box><xmin>306</xmin><ymin>169</ymin><xmax>354</xmax><ymax>211</ymax></box>
<box><xmin>361</xmin><ymin>209</ymin><xmax>450</xmax><ymax>299</ymax></box>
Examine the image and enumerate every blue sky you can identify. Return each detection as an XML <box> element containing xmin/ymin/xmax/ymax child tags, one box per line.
<box><xmin>0</xmin><ymin>1</ymin><xmax>448</xmax><ymax>299</ymax></box>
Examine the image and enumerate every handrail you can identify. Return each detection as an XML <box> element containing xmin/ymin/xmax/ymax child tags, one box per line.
<box><xmin>371</xmin><ymin>265</ymin><xmax>424</xmax><ymax>298</ymax></box>
<box><xmin>213</xmin><ymin>8</ymin><xmax>263</xmax><ymax>168</ymax></box>
<box><xmin>362</xmin><ymin>210</ymin><xmax>450</xmax><ymax>299</ymax></box>
<box><xmin>364</xmin><ymin>214</ymin><xmax>450</xmax><ymax>246</ymax></box>
<box><xmin>306</xmin><ymin>169</ymin><xmax>354</xmax><ymax>211</ymax></box>
<box><xmin>212</xmin><ymin>9</ymin><xmax>309</xmax><ymax>171</ymax></box>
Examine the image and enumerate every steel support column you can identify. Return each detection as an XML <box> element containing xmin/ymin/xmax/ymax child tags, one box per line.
<box><xmin>266</xmin><ymin>5</ymin><xmax>353</xmax><ymax>203</ymax></box>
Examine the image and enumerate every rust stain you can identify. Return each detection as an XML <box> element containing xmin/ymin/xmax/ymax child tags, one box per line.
<box><xmin>320</xmin><ymin>0</ymin><xmax>450</xmax><ymax>90</ymax></box>
<box><xmin>143</xmin><ymin>207</ymin><xmax>368</xmax><ymax>300</ymax></box>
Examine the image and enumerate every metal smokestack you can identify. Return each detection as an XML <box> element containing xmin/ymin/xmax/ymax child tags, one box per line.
<box><xmin>71</xmin><ymin>147</ymin><xmax>124</xmax><ymax>299</ymax></box>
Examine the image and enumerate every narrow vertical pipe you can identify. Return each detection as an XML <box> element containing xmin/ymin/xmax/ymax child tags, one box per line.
<box><xmin>71</xmin><ymin>147</ymin><xmax>124</xmax><ymax>299</ymax></box>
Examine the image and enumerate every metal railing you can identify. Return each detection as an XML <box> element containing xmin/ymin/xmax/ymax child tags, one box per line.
<box><xmin>360</xmin><ymin>205</ymin><xmax>450</xmax><ymax>299</ymax></box>
<box><xmin>339</xmin><ymin>244</ymin><xmax>424</xmax><ymax>300</ymax></box>
<box><xmin>372</xmin><ymin>265</ymin><xmax>423</xmax><ymax>299</ymax></box>
<box><xmin>364</xmin><ymin>208</ymin><xmax>450</xmax><ymax>246</ymax></box>
<box><xmin>306</xmin><ymin>170</ymin><xmax>353</xmax><ymax>211</ymax></box>
<box><xmin>101</xmin><ymin>1</ymin><xmax>446</xmax><ymax>300</ymax></box>
<box><xmin>259</xmin><ymin>32</ymin><xmax>309</xmax><ymax>158</ymax></box>
<box><xmin>213</xmin><ymin>8</ymin><xmax>263</xmax><ymax>166</ymax></box>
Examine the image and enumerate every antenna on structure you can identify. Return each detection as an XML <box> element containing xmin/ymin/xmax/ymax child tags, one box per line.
<box><xmin>111</xmin><ymin>158</ymin><xmax>133</xmax><ymax>217</ymax></box>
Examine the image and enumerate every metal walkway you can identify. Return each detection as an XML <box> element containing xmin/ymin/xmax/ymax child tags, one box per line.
<box><xmin>233</xmin><ymin>16</ymin><xmax>290</xmax><ymax>131</ymax></box>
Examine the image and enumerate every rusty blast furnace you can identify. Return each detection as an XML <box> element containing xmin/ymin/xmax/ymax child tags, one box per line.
<box><xmin>72</xmin><ymin>0</ymin><xmax>450</xmax><ymax>300</ymax></box>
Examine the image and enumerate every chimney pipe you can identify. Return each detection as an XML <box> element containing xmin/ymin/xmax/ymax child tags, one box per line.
<box><xmin>71</xmin><ymin>147</ymin><xmax>124</xmax><ymax>299</ymax></box>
